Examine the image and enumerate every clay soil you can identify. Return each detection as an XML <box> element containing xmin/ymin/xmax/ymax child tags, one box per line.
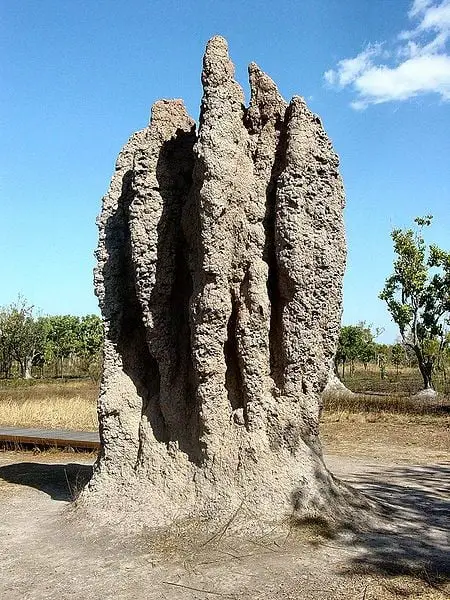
<box><xmin>1</xmin><ymin>419</ymin><xmax>448</xmax><ymax>600</ymax></box>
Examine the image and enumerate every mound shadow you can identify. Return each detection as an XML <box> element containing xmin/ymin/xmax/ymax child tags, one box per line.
<box><xmin>0</xmin><ymin>462</ymin><xmax>93</xmax><ymax>501</ymax></box>
<box><xmin>340</xmin><ymin>463</ymin><xmax>450</xmax><ymax>583</ymax></box>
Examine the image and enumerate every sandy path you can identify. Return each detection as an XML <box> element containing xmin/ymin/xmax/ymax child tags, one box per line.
<box><xmin>0</xmin><ymin>446</ymin><xmax>448</xmax><ymax>600</ymax></box>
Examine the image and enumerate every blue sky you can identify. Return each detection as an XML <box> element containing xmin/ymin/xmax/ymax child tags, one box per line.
<box><xmin>1</xmin><ymin>0</ymin><xmax>449</xmax><ymax>342</ymax></box>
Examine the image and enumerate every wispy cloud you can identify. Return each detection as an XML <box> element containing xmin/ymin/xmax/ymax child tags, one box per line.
<box><xmin>324</xmin><ymin>44</ymin><xmax>382</xmax><ymax>87</ymax></box>
<box><xmin>409</xmin><ymin>0</ymin><xmax>434</xmax><ymax>18</ymax></box>
<box><xmin>325</xmin><ymin>0</ymin><xmax>450</xmax><ymax>109</ymax></box>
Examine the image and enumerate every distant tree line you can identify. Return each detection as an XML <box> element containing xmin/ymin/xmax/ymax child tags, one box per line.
<box><xmin>335</xmin><ymin>322</ymin><xmax>416</xmax><ymax>379</ymax></box>
<box><xmin>0</xmin><ymin>296</ymin><xmax>103</xmax><ymax>380</ymax></box>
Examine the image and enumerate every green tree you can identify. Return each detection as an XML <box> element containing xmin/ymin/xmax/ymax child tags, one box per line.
<box><xmin>77</xmin><ymin>315</ymin><xmax>103</xmax><ymax>358</ymax></box>
<box><xmin>45</xmin><ymin>315</ymin><xmax>81</xmax><ymax>377</ymax></box>
<box><xmin>380</xmin><ymin>216</ymin><xmax>450</xmax><ymax>391</ymax></box>
<box><xmin>0</xmin><ymin>299</ymin><xmax>104</xmax><ymax>379</ymax></box>
<box><xmin>359</xmin><ymin>337</ymin><xmax>377</xmax><ymax>370</ymax></box>
<box><xmin>0</xmin><ymin>307</ymin><xmax>14</xmax><ymax>378</ymax></box>
<box><xmin>375</xmin><ymin>343</ymin><xmax>390</xmax><ymax>380</ymax></box>
<box><xmin>335</xmin><ymin>322</ymin><xmax>377</xmax><ymax>378</ymax></box>
<box><xmin>0</xmin><ymin>297</ymin><xmax>47</xmax><ymax>378</ymax></box>
<box><xmin>391</xmin><ymin>343</ymin><xmax>404</xmax><ymax>376</ymax></box>
<box><xmin>76</xmin><ymin>314</ymin><xmax>103</xmax><ymax>378</ymax></box>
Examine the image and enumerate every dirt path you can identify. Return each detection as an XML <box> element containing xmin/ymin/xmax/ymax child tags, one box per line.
<box><xmin>321</xmin><ymin>419</ymin><xmax>449</xmax><ymax>463</ymax></box>
<box><xmin>1</xmin><ymin>425</ymin><xmax>449</xmax><ymax>600</ymax></box>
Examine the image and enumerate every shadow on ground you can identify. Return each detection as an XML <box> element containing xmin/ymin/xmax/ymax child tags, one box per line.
<box><xmin>342</xmin><ymin>463</ymin><xmax>450</xmax><ymax>584</ymax></box>
<box><xmin>0</xmin><ymin>462</ymin><xmax>93</xmax><ymax>501</ymax></box>
<box><xmin>0</xmin><ymin>458</ymin><xmax>448</xmax><ymax>588</ymax></box>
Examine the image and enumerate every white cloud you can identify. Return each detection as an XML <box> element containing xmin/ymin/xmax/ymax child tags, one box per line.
<box><xmin>409</xmin><ymin>0</ymin><xmax>433</xmax><ymax>18</ymax></box>
<box><xmin>402</xmin><ymin>0</ymin><xmax>450</xmax><ymax>52</ymax></box>
<box><xmin>419</xmin><ymin>1</ymin><xmax>450</xmax><ymax>31</ymax></box>
<box><xmin>325</xmin><ymin>0</ymin><xmax>450</xmax><ymax>108</ymax></box>
<box><xmin>355</xmin><ymin>54</ymin><xmax>450</xmax><ymax>107</ymax></box>
<box><xmin>324</xmin><ymin>45</ymin><xmax>381</xmax><ymax>87</ymax></box>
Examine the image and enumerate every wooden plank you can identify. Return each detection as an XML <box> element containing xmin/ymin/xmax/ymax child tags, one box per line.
<box><xmin>0</xmin><ymin>426</ymin><xmax>100</xmax><ymax>449</ymax></box>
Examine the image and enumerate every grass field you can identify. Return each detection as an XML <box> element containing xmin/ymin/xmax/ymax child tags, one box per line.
<box><xmin>338</xmin><ymin>363</ymin><xmax>450</xmax><ymax>396</ymax></box>
<box><xmin>0</xmin><ymin>367</ymin><xmax>448</xmax><ymax>434</ymax></box>
<box><xmin>0</xmin><ymin>379</ymin><xmax>98</xmax><ymax>431</ymax></box>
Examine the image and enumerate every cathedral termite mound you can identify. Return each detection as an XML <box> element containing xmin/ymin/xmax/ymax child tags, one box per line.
<box><xmin>80</xmin><ymin>36</ymin><xmax>370</xmax><ymax>531</ymax></box>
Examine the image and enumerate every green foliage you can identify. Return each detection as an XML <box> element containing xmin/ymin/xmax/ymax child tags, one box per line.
<box><xmin>391</xmin><ymin>343</ymin><xmax>405</xmax><ymax>374</ymax></box>
<box><xmin>379</xmin><ymin>215</ymin><xmax>450</xmax><ymax>389</ymax></box>
<box><xmin>0</xmin><ymin>297</ymin><xmax>103</xmax><ymax>380</ymax></box>
<box><xmin>77</xmin><ymin>315</ymin><xmax>104</xmax><ymax>379</ymax></box>
<box><xmin>78</xmin><ymin>315</ymin><xmax>104</xmax><ymax>360</ymax></box>
<box><xmin>0</xmin><ymin>296</ymin><xmax>46</xmax><ymax>378</ymax></box>
<box><xmin>44</xmin><ymin>314</ymin><xmax>104</xmax><ymax>377</ymax></box>
<box><xmin>45</xmin><ymin>315</ymin><xmax>81</xmax><ymax>376</ymax></box>
<box><xmin>336</xmin><ymin>322</ymin><xmax>378</xmax><ymax>377</ymax></box>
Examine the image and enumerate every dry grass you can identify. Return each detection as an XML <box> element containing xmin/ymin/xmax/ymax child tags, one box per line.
<box><xmin>0</xmin><ymin>379</ymin><xmax>98</xmax><ymax>431</ymax></box>
<box><xmin>321</xmin><ymin>385</ymin><xmax>449</xmax><ymax>461</ymax></box>
<box><xmin>323</xmin><ymin>393</ymin><xmax>449</xmax><ymax>420</ymax></box>
<box><xmin>321</xmin><ymin>420</ymin><xmax>449</xmax><ymax>462</ymax></box>
<box><xmin>0</xmin><ymin>374</ymin><xmax>448</xmax><ymax>433</ymax></box>
<box><xmin>338</xmin><ymin>364</ymin><xmax>450</xmax><ymax>396</ymax></box>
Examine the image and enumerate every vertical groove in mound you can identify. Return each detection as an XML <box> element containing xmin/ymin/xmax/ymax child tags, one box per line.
<box><xmin>265</xmin><ymin>177</ymin><xmax>285</xmax><ymax>391</ymax></box>
<box><xmin>246</xmin><ymin>64</ymin><xmax>288</xmax><ymax>396</ymax></box>
<box><xmin>129</xmin><ymin>100</ymin><xmax>199</xmax><ymax>460</ymax></box>
<box><xmin>224</xmin><ymin>294</ymin><xmax>246</xmax><ymax>412</ymax></box>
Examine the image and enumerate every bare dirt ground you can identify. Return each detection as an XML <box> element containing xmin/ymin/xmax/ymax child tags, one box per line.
<box><xmin>0</xmin><ymin>420</ymin><xmax>448</xmax><ymax>600</ymax></box>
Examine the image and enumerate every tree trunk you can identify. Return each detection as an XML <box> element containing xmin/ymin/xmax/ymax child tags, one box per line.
<box><xmin>4</xmin><ymin>360</ymin><xmax>12</xmax><ymax>379</ymax></box>
<box><xmin>24</xmin><ymin>357</ymin><xmax>33</xmax><ymax>379</ymax></box>
<box><xmin>413</xmin><ymin>346</ymin><xmax>434</xmax><ymax>390</ymax></box>
<box><xmin>80</xmin><ymin>37</ymin><xmax>369</xmax><ymax>532</ymax></box>
<box><xmin>17</xmin><ymin>358</ymin><xmax>25</xmax><ymax>379</ymax></box>
<box><xmin>419</xmin><ymin>361</ymin><xmax>433</xmax><ymax>389</ymax></box>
